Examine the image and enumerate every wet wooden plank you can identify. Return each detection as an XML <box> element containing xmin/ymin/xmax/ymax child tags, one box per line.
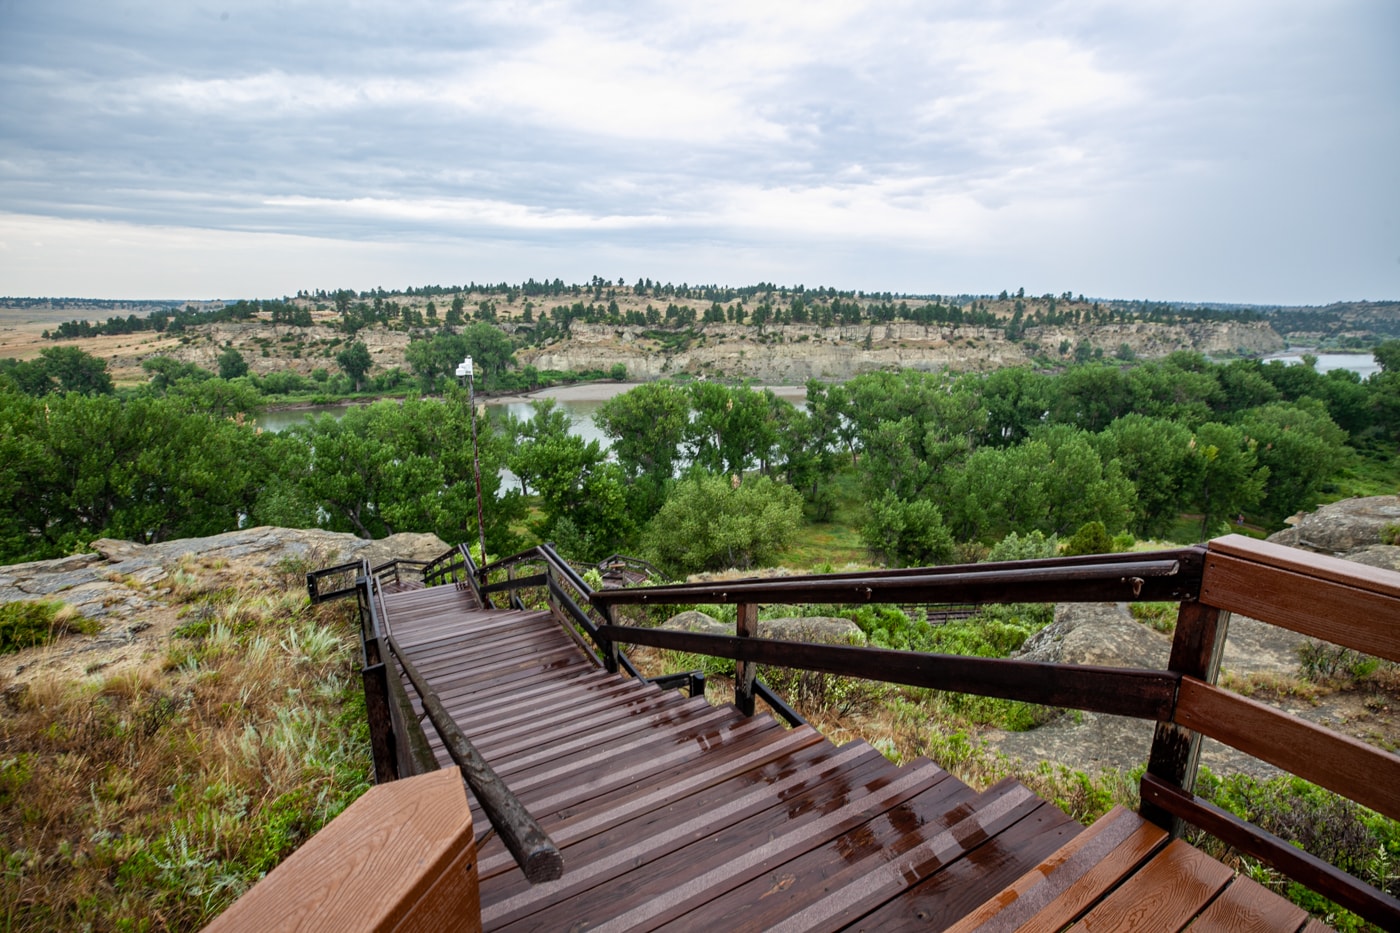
<box><xmin>1068</xmin><ymin>838</ymin><xmax>1233</xmax><ymax>932</ymax></box>
<box><xmin>492</xmin><ymin>760</ymin><xmax>950</xmax><ymax>932</ymax></box>
<box><xmin>1188</xmin><ymin>874</ymin><xmax>1310</xmax><ymax>933</ymax></box>
<box><xmin>481</xmin><ymin>745</ymin><xmax>908</xmax><ymax>928</ymax></box>
<box><xmin>939</xmin><ymin>806</ymin><xmax>1151</xmax><ymax>933</ymax></box>
<box><xmin>661</xmin><ymin>774</ymin><xmax>1001</xmax><ymax>931</ymax></box>
<box><xmin>475</xmin><ymin>721</ymin><xmax>829</xmax><ymax>881</ymax></box>
<box><xmin>844</xmin><ymin>800</ymin><xmax>1083</xmax><ymax>933</ymax></box>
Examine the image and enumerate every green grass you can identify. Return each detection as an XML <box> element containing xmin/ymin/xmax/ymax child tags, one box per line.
<box><xmin>0</xmin><ymin>600</ymin><xmax>98</xmax><ymax>654</ymax></box>
<box><xmin>0</xmin><ymin>583</ymin><xmax>370</xmax><ymax>931</ymax></box>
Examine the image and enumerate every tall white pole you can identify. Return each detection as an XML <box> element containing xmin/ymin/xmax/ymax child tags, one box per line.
<box><xmin>460</xmin><ymin>357</ymin><xmax>488</xmax><ymax>566</ymax></box>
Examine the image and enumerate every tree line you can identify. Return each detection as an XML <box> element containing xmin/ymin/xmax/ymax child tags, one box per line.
<box><xmin>4</xmin><ymin>340</ymin><xmax>1397</xmax><ymax>572</ymax></box>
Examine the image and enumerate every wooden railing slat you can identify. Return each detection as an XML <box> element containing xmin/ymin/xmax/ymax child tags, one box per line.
<box><xmin>1200</xmin><ymin>552</ymin><xmax>1400</xmax><ymax>662</ymax></box>
<box><xmin>597</xmin><ymin>624</ymin><xmax>1179</xmax><ymax>720</ymax></box>
<box><xmin>203</xmin><ymin>769</ymin><xmax>480</xmax><ymax>933</ymax></box>
<box><xmin>1209</xmin><ymin>533</ymin><xmax>1400</xmax><ymax>599</ymax></box>
<box><xmin>1173</xmin><ymin>677</ymin><xmax>1400</xmax><ymax>821</ymax></box>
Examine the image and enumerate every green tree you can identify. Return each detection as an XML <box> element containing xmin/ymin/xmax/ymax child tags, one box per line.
<box><xmin>0</xmin><ymin>347</ymin><xmax>114</xmax><ymax>396</ymax></box>
<box><xmin>1235</xmin><ymin>400</ymin><xmax>1348</xmax><ymax>522</ymax></box>
<box><xmin>217</xmin><ymin>347</ymin><xmax>249</xmax><ymax>380</ymax></box>
<box><xmin>1097</xmin><ymin>414</ymin><xmax>1196</xmax><ymax>538</ymax></box>
<box><xmin>594</xmin><ymin>382</ymin><xmax>690</xmax><ymax>484</ymax></box>
<box><xmin>1188</xmin><ymin>422</ymin><xmax>1268</xmax><ymax>540</ymax></box>
<box><xmin>861</xmin><ymin>492</ymin><xmax>955</xmax><ymax>567</ymax></box>
<box><xmin>141</xmin><ymin>356</ymin><xmax>211</xmax><ymax>392</ymax></box>
<box><xmin>335</xmin><ymin>341</ymin><xmax>373</xmax><ymax>391</ymax></box>
<box><xmin>644</xmin><ymin>473</ymin><xmax>802</xmax><ymax>574</ymax></box>
<box><xmin>1062</xmin><ymin>521</ymin><xmax>1113</xmax><ymax>556</ymax></box>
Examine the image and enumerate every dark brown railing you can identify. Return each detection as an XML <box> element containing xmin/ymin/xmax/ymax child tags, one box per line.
<box><xmin>319</xmin><ymin>534</ymin><xmax>1400</xmax><ymax>926</ymax></box>
<box><xmin>355</xmin><ymin>560</ymin><xmax>563</xmax><ymax>884</ymax></box>
<box><xmin>585</xmin><ymin>536</ymin><xmax>1400</xmax><ymax>929</ymax></box>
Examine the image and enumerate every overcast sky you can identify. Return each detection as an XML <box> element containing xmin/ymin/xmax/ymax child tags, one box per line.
<box><xmin>1</xmin><ymin>1</ymin><xmax>1396</xmax><ymax>305</ymax></box>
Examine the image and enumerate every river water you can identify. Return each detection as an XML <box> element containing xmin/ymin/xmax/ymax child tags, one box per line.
<box><xmin>256</xmin><ymin>383</ymin><xmax>809</xmax><ymax>445</ymax></box>
<box><xmin>1260</xmin><ymin>351</ymin><xmax>1380</xmax><ymax>380</ymax></box>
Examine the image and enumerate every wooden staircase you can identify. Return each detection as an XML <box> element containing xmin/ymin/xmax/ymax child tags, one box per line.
<box><xmin>381</xmin><ymin>584</ymin><xmax>1082</xmax><ymax>931</ymax></box>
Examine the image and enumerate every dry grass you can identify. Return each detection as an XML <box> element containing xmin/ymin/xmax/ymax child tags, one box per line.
<box><xmin>0</xmin><ymin>577</ymin><xmax>370</xmax><ymax>932</ymax></box>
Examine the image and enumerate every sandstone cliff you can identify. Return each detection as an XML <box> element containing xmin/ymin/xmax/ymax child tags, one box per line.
<box><xmin>520</xmin><ymin>319</ymin><xmax>1283</xmax><ymax>383</ymax></box>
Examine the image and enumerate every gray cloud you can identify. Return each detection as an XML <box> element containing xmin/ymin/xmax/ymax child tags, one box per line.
<box><xmin>0</xmin><ymin>0</ymin><xmax>1396</xmax><ymax>301</ymax></box>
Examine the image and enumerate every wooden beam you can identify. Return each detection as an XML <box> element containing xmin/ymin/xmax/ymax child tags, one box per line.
<box><xmin>1142</xmin><ymin>601</ymin><xmax>1230</xmax><ymax>835</ymax></box>
<box><xmin>592</xmin><ymin>554</ymin><xmax>1202</xmax><ymax>607</ymax></box>
<box><xmin>1209</xmin><ymin>533</ymin><xmax>1400</xmax><ymax>598</ymax></box>
<box><xmin>734</xmin><ymin>603</ymin><xmax>758</xmax><ymax>716</ymax></box>
<box><xmin>388</xmin><ymin>635</ymin><xmax>564</xmax><ymax>883</ymax></box>
<box><xmin>204</xmin><ymin>769</ymin><xmax>481</xmax><ymax>933</ymax></box>
<box><xmin>1141</xmin><ymin>773</ymin><xmax>1400</xmax><ymax>932</ymax></box>
<box><xmin>360</xmin><ymin>662</ymin><xmax>399</xmax><ymax>784</ymax></box>
<box><xmin>1200</xmin><ymin>552</ymin><xmax>1400</xmax><ymax>662</ymax></box>
<box><xmin>1173</xmin><ymin>677</ymin><xmax>1400</xmax><ymax>822</ymax></box>
<box><xmin>597</xmin><ymin>625</ymin><xmax>1179</xmax><ymax>720</ymax></box>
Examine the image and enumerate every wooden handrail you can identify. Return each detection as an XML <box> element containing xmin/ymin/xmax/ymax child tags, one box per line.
<box><xmin>1202</xmin><ymin>538</ymin><xmax>1400</xmax><ymax>662</ymax></box>
<box><xmin>1173</xmin><ymin>676</ymin><xmax>1400</xmax><ymax>822</ymax></box>
<box><xmin>591</xmin><ymin>551</ymin><xmax>1203</xmax><ymax>606</ymax></box>
<box><xmin>595</xmin><ymin>623</ymin><xmax>1180</xmax><ymax>720</ymax></box>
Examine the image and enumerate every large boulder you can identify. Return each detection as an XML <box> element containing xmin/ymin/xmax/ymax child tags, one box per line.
<box><xmin>658</xmin><ymin>611</ymin><xmax>864</xmax><ymax>646</ymax></box>
<box><xmin>1014</xmin><ymin>603</ymin><xmax>1170</xmax><ymax>670</ymax></box>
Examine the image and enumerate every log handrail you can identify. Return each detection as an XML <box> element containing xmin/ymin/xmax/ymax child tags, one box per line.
<box><xmin>367</xmin><ymin>576</ymin><xmax>564</xmax><ymax>884</ymax></box>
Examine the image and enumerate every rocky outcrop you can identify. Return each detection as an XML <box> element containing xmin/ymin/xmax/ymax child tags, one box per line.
<box><xmin>660</xmin><ymin>610</ymin><xmax>865</xmax><ymax>646</ymax></box>
<box><xmin>521</xmin><ymin>320</ymin><xmax>1283</xmax><ymax>383</ymax></box>
<box><xmin>1015</xmin><ymin>603</ymin><xmax>1170</xmax><ymax>670</ymax></box>
<box><xmin>1268</xmin><ymin>495</ymin><xmax>1400</xmax><ymax>554</ymax></box>
<box><xmin>1</xmin><ymin>527</ymin><xmax>449</xmax><ymax>684</ymax></box>
<box><xmin>0</xmin><ymin>527</ymin><xmax>448</xmax><ymax>624</ymax></box>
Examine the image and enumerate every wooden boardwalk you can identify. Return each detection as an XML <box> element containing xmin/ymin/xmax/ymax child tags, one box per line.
<box><xmin>378</xmin><ymin>583</ymin><xmax>1328</xmax><ymax>932</ymax></box>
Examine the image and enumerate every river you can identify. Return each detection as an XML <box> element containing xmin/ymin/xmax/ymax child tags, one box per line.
<box><xmin>256</xmin><ymin>383</ymin><xmax>810</xmax><ymax>445</ymax></box>
<box><xmin>1260</xmin><ymin>351</ymin><xmax>1380</xmax><ymax>380</ymax></box>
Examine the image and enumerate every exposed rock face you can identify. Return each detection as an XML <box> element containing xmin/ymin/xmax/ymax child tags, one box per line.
<box><xmin>521</xmin><ymin>320</ymin><xmax>1283</xmax><ymax>384</ymax></box>
<box><xmin>659</xmin><ymin>611</ymin><xmax>865</xmax><ymax>646</ymax></box>
<box><xmin>1015</xmin><ymin>603</ymin><xmax>1169</xmax><ymax>670</ymax></box>
<box><xmin>991</xmin><ymin>497</ymin><xmax>1400</xmax><ymax>777</ymax></box>
<box><xmin>1</xmin><ymin>527</ymin><xmax>450</xmax><ymax>684</ymax></box>
<box><xmin>1267</xmin><ymin>495</ymin><xmax>1400</xmax><ymax>554</ymax></box>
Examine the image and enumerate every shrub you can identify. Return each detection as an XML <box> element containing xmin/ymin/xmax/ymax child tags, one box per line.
<box><xmin>1062</xmin><ymin>521</ymin><xmax>1113</xmax><ymax>556</ymax></box>
<box><xmin>0</xmin><ymin>601</ymin><xmax>96</xmax><ymax>654</ymax></box>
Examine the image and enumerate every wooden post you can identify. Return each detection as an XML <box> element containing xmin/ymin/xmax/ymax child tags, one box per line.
<box><xmin>361</xmin><ymin>660</ymin><xmax>400</xmax><ymax>784</ymax></box>
<box><xmin>1143</xmin><ymin>600</ymin><xmax>1230</xmax><ymax>835</ymax></box>
<box><xmin>734</xmin><ymin>602</ymin><xmax>759</xmax><ymax>716</ymax></box>
<box><xmin>203</xmin><ymin>769</ymin><xmax>481</xmax><ymax>933</ymax></box>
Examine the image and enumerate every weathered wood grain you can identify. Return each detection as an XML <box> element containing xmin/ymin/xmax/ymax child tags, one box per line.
<box><xmin>203</xmin><ymin>769</ymin><xmax>479</xmax><ymax>933</ymax></box>
<box><xmin>1173</xmin><ymin>677</ymin><xmax>1400</xmax><ymax>821</ymax></box>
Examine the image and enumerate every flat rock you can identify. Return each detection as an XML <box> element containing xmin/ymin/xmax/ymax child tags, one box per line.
<box><xmin>659</xmin><ymin>612</ymin><xmax>865</xmax><ymax>646</ymax></box>
<box><xmin>1014</xmin><ymin>603</ymin><xmax>1170</xmax><ymax>670</ymax></box>
<box><xmin>1267</xmin><ymin>495</ymin><xmax>1400</xmax><ymax>553</ymax></box>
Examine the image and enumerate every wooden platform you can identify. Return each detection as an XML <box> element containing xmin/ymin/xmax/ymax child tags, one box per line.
<box><xmin>379</xmin><ymin>584</ymin><xmax>1329</xmax><ymax>932</ymax></box>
